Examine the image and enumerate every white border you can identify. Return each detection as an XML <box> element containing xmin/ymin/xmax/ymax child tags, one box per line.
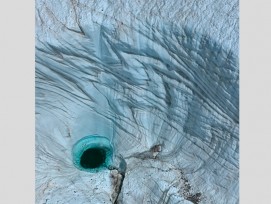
<box><xmin>0</xmin><ymin>1</ymin><xmax>35</xmax><ymax>203</ymax></box>
<box><xmin>240</xmin><ymin>0</ymin><xmax>271</xmax><ymax>203</ymax></box>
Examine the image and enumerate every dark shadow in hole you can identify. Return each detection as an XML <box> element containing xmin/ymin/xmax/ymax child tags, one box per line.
<box><xmin>80</xmin><ymin>148</ymin><xmax>106</xmax><ymax>169</ymax></box>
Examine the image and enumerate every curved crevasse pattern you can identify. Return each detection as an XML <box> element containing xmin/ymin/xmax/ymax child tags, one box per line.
<box><xmin>35</xmin><ymin>0</ymin><xmax>239</xmax><ymax>203</ymax></box>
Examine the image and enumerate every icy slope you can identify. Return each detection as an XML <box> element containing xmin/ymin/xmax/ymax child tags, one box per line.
<box><xmin>35</xmin><ymin>0</ymin><xmax>239</xmax><ymax>203</ymax></box>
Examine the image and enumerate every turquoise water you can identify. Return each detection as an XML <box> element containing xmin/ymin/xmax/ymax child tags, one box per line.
<box><xmin>80</xmin><ymin>148</ymin><xmax>106</xmax><ymax>168</ymax></box>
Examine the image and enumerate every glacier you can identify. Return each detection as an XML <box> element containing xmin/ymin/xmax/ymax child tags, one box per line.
<box><xmin>35</xmin><ymin>0</ymin><xmax>239</xmax><ymax>203</ymax></box>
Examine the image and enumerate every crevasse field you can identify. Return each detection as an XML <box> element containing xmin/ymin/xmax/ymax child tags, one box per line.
<box><xmin>35</xmin><ymin>0</ymin><xmax>239</xmax><ymax>203</ymax></box>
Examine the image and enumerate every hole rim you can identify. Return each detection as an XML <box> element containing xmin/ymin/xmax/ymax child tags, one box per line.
<box><xmin>72</xmin><ymin>135</ymin><xmax>113</xmax><ymax>172</ymax></box>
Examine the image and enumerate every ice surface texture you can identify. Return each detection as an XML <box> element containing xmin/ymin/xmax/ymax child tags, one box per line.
<box><xmin>35</xmin><ymin>0</ymin><xmax>239</xmax><ymax>203</ymax></box>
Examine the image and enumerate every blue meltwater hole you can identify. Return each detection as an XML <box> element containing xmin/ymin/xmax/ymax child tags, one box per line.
<box><xmin>72</xmin><ymin>135</ymin><xmax>113</xmax><ymax>172</ymax></box>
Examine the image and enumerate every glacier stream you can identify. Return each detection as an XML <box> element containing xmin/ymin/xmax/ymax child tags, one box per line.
<box><xmin>35</xmin><ymin>0</ymin><xmax>239</xmax><ymax>203</ymax></box>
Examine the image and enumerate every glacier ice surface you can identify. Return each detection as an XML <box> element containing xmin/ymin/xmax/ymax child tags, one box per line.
<box><xmin>35</xmin><ymin>0</ymin><xmax>239</xmax><ymax>203</ymax></box>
